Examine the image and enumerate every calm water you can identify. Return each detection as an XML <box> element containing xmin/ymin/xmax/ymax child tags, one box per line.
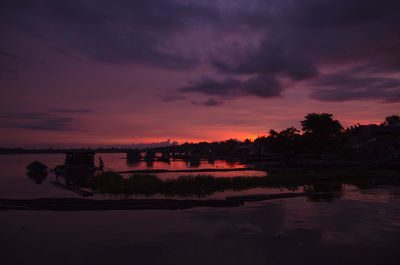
<box><xmin>1</xmin><ymin>154</ymin><xmax>400</xmax><ymax>264</ymax></box>
<box><xmin>1</xmin><ymin>186</ymin><xmax>400</xmax><ymax>265</ymax></box>
<box><xmin>0</xmin><ymin>153</ymin><xmax>267</xmax><ymax>199</ymax></box>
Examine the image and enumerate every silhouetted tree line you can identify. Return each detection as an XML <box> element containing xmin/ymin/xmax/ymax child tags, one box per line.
<box><xmin>258</xmin><ymin>113</ymin><xmax>399</xmax><ymax>159</ymax></box>
<box><xmin>153</xmin><ymin>113</ymin><xmax>400</xmax><ymax>161</ymax></box>
<box><xmin>251</xmin><ymin>113</ymin><xmax>344</xmax><ymax>156</ymax></box>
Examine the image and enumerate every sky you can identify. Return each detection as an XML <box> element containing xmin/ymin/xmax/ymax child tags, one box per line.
<box><xmin>1</xmin><ymin>0</ymin><xmax>400</xmax><ymax>148</ymax></box>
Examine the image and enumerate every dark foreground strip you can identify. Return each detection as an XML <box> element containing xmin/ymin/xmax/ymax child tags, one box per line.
<box><xmin>51</xmin><ymin>181</ymin><xmax>94</xmax><ymax>197</ymax></box>
<box><xmin>0</xmin><ymin>198</ymin><xmax>242</xmax><ymax>211</ymax></box>
<box><xmin>0</xmin><ymin>193</ymin><xmax>315</xmax><ymax>211</ymax></box>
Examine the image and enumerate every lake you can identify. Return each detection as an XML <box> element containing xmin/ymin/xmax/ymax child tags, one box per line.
<box><xmin>1</xmin><ymin>154</ymin><xmax>400</xmax><ymax>265</ymax></box>
<box><xmin>0</xmin><ymin>153</ymin><xmax>268</xmax><ymax>199</ymax></box>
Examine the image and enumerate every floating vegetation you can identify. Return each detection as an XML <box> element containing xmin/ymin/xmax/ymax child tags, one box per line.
<box><xmin>87</xmin><ymin>166</ymin><xmax>400</xmax><ymax>197</ymax></box>
<box><xmin>89</xmin><ymin>172</ymin><xmax>272</xmax><ymax>197</ymax></box>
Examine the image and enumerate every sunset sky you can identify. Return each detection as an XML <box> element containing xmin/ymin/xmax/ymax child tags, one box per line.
<box><xmin>1</xmin><ymin>0</ymin><xmax>399</xmax><ymax>148</ymax></box>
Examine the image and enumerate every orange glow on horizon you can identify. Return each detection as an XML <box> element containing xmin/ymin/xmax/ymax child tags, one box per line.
<box><xmin>101</xmin><ymin>133</ymin><xmax>261</xmax><ymax>146</ymax></box>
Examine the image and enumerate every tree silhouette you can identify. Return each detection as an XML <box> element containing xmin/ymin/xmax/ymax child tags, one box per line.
<box><xmin>279</xmin><ymin>127</ymin><xmax>300</xmax><ymax>138</ymax></box>
<box><xmin>383</xmin><ymin>115</ymin><xmax>400</xmax><ymax>126</ymax></box>
<box><xmin>268</xmin><ymin>129</ymin><xmax>279</xmax><ymax>138</ymax></box>
<box><xmin>301</xmin><ymin>113</ymin><xmax>343</xmax><ymax>137</ymax></box>
<box><xmin>262</xmin><ymin>127</ymin><xmax>300</xmax><ymax>153</ymax></box>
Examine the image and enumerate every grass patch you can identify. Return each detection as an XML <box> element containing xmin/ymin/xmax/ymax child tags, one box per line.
<box><xmin>89</xmin><ymin>171</ymin><xmax>125</xmax><ymax>193</ymax></box>
<box><xmin>127</xmin><ymin>174</ymin><xmax>163</xmax><ymax>195</ymax></box>
<box><xmin>88</xmin><ymin>167</ymin><xmax>400</xmax><ymax>197</ymax></box>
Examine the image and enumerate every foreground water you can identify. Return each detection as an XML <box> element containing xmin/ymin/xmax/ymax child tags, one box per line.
<box><xmin>1</xmin><ymin>186</ymin><xmax>400</xmax><ymax>265</ymax></box>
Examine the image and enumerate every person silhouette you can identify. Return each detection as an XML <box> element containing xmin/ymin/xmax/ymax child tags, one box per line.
<box><xmin>98</xmin><ymin>157</ymin><xmax>104</xmax><ymax>172</ymax></box>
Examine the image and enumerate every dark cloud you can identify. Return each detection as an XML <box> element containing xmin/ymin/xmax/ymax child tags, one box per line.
<box><xmin>190</xmin><ymin>98</ymin><xmax>224</xmax><ymax>106</ymax></box>
<box><xmin>310</xmin><ymin>70</ymin><xmax>400</xmax><ymax>102</ymax></box>
<box><xmin>0</xmin><ymin>50</ymin><xmax>21</xmax><ymax>80</ymax></box>
<box><xmin>0</xmin><ymin>112</ymin><xmax>78</xmax><ymax>131</ymax></box>
<box><xmin>2</xmin><ymin>0</ymin><xmax>400</xmax><ymax>103</ymax></box>
<box><xmin>179</xmin><ymin>74</ymin><xmax>282</xmax><ymax>103</ymax></box>
<box><xmin>180</xmin><ymin>77</ymin><xmax>242</xmax><ymax>96</ymax></box>
<box><xmin>242</xmin><ymin>74</ymin><xmax>282</xmax><ymax>98</ymax></box>
<box><xmin>10</xmin><ymin>117</ymin><xmax>74</xmax><ymax>131</ymax></box>
<box><xmin>158</xmin><ymin>91</ymin><xmax>187</xmax><ymax>102</ymax></box>
<box><xmin>0</xmin><ymin>112</ymin><xmax>49</xmax><ymax>119</ymax></box>
<box><xmin>207</xmin><ymin>0</ymin><xmax>400</xmax><ymax>102</ymax></box>
<box><xmin>49</xmin><ymin>108</ymin><xmax>93</xmax><ymax>113</ymax></box>
<box><xmin>1</xmin><ymin>0</ymin><xmax>219</xmax><ymax>70</ymax></box>
<box><xmin>0</xmin><ymin>65</ymin><xmax>17</xmax><ymax>80</ymax></box>
<box><xmin>212</xmin><ymin>42</ymin><xmax>319</xmax><ymax>81</ymax></box>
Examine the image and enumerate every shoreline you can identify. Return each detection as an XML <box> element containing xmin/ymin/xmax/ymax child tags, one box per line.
<box><xmin>0</xmin><ymin>192</ymin><xmax>318</xmax><ymax>211</ymax></box>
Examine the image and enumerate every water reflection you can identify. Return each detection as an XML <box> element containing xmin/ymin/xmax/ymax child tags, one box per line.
<box><xmin>3</xmin><ymin>189</ymin><xmax>400</xmax><ymax>265</ymax></box>
<box><xmin>120</xmin><ymin>157</ymin><xmax>246</xmax><ymax>171</ymax></box>
<box><xmin>304</xmin><ymin>182</ymin><xmax>343</xmax><ymax>202</ymax></box>
<box><xmin>126</xmin><ymin>160</ymin><xmax>140</xmax><ymax>167</ymax></box>
<box><xmin>26</xmin><ymin>171</ymin><xmax>47</xmax><ymax>184</ymax></box>
<box><xmin>158</xmin><ymin>159</ymin><xmax>170</xmax><ymax>165</ymax></box>
<box><xmin>146</xmin><ymin>160</ymin><xmax>154</xmax><ymax>168</ymax></box>
<box><xmin>186</xmin><ymin>159</ymin><xmax>200</xmax><ymax>168</ymax></box>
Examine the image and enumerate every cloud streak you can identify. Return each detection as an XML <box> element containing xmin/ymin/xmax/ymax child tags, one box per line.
<box><xmin>9</xmin><ymin>117</ymin><xmax>74</xmax><ymax>131</ymax></box>
<box><xmin>0</xmin><ymin>112</ymin><xmax>82</xmax><ymax>131</ymax></box>
<box><xmin>49</xmin><ymin>108</ymin><xmax>93</xmax><ymax>113</ymax></box>
<box><xmin>190</xmin><ymin>98</ymin><xmax>224</xmax><ymax>106</ymax></box>
<box><xmin>310</xmin><ymin>70</ymin><xmax>400</xmax><ymax>102</ymax></box>
<box><xmin>0</xmin><ymin>112</ymin><xmax>50</xmax><ymax>119</ymax></box>
<box><xmin>179</xmin><ymin>74</ymin><xmax>282</xmax><ymax>104</ymax></box>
